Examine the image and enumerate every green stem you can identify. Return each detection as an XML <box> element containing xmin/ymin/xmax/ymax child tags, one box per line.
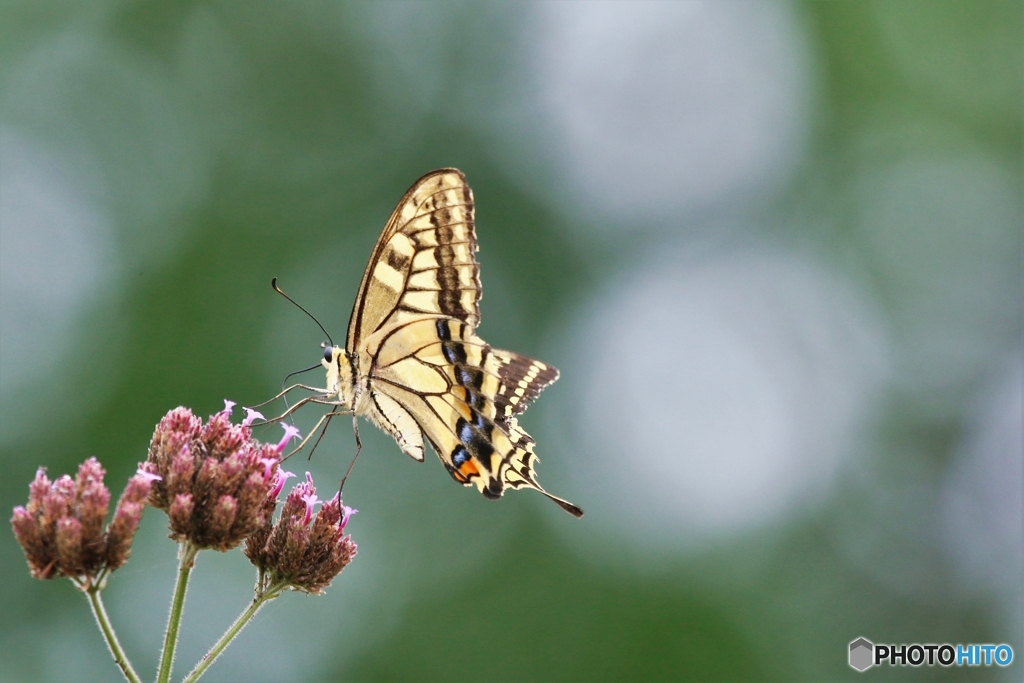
<box><xmin>85</xmin><ymin>583</ymin><xmax>142</xmax><ymax>683</ymax></box>
<box><xmin>181</xmin><ymin>581</ymin><xmax>286</xmax><ymax>683</ymax></box>
<box><xmin>157</xmin><ymin>542</ymin><xmax>198</xmax><ymax>683</ymax></box>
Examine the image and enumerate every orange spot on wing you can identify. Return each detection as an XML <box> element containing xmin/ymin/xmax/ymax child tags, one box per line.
<box><xmin>458</xmin><ymin>459</ymin><xmax>480</xmax><ymax>479</ymax></box>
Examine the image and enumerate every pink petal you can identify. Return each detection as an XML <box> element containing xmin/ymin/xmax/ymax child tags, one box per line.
<box><xmin>242</xmin><ymin>407</ymin><xmax>265</xmax><ymax>427</ymax></box>
<box><xmin>301</xmin><ymin>492</ymin><xmax>321</xmax><ymax>524</ymax></box>
<box><xmin>270</xmin><ymin>469</ymin><xmax>296</xmax><ymax>498</ymax></box>
<box><xmin>340</xmin><ymin>505</ymin><xmax>357</xmax><ymax>531</ymax></box>
<box><xmin>276</xmin><ymin>424</ymin><xmax>302</xmax><ymax>452</ymax></box>
<box><xmin>258</xmin><ymin>456</ymin><xmax>278</xmax><ymax>481</ymax></box>
<box><xmin>135</xmin><ymin>467</ymin><xmax>163</xmax><ymax>483</ymax></box>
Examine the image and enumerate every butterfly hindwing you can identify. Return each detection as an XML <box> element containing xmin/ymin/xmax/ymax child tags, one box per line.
<box><xmin>487</xmin><ymin>349</ymin><xmax>560</xmax><ymax>428</ymax></box>
<box><xmin>365</xmin><ymin>317</ymin><xmax>582</xmax><ymax>517</ymax></box>
<box><xmin>347</xmin><ymin>169</ymin><xmax>480</xmax><ymax>353</ymax></box>
<box><xmin>365</xmin><ymin>390</ymin><xmax>426</xmax><ymax>463</ymax></box>
<box><xmin>498</xmin><ymin>416</ymin><xmax>582</xmax><ymax>517</ymax></box>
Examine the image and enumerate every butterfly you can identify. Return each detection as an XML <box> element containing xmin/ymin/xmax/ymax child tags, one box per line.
<box><xmin>286</xmin><ymin>169</ymin><xmax>582</xmax><ymax>517</ymax></box>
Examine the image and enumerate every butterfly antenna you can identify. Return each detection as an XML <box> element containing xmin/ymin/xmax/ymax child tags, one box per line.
<box><xmin>271</xmin><ymin>277</ymin><xmax>335</xmax><ymax>347</ymax></box>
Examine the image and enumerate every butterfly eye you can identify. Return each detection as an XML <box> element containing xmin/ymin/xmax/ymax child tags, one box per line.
<box><xmin>323</xmin><ymin>346</ymin><xmax>334</xmax><ymax>363</ymax></box>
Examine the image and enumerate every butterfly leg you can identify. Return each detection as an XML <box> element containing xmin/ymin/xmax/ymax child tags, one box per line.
<box><xmin>260</xmin><ymin>395</ymin><xmax>343</xmax><ymax>425</ymax></box>
<box><xmin>280</xmin><ymin>408</ymin><xmax>350</xmax><ymax>460</ymax></box>
<box><xmin>338</xmin><ymin>415</ymin><xmax>362</xmax><ymax>495</ymax></box>
<box><xmin>246</xmin><ymin>383</ymin><xmax>331</xmax><ymax>410</ymax></box>
<box><xmin>306</xmin><ymin>411</ymin><xmax>338</xmax><ymax>461</ymax></box>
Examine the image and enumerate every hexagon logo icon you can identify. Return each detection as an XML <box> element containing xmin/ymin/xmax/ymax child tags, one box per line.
<box><xmin>849</xmin><ymin>637</ymin><xmax>874</xmax><ymax>671</ymax></box>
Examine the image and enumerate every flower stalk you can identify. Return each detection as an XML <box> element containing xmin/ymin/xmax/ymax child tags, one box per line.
<box><xmin>156</xmin><ymin>542</ymin><xmax>199</xmax><ymax>683</ymax></box>
<box><xmin>84</xmin><ymin>582</ymin><xmax>142</xmax><ymax>683</ymax></box>
<box><xmin>182</xmin><ymin>578</ymin><xmax>288</xmax><ymax>683</ymax></box>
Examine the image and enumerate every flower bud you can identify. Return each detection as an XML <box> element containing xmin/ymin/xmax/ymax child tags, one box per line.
<box><xmin>105</xmin><ymin>469</ymin><xmax>162</xmax><ymax>570</ymax></box>
<box><xmin>55</xmin><ymin>517</ymin><xmax>84</xmax><ymax>576</ymax></box>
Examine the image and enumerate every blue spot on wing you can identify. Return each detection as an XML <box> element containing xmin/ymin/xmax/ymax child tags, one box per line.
<box><xmin>456</xmin><ymin>417</ymin><xmax>474</xmax><ymax>446</ymax></box>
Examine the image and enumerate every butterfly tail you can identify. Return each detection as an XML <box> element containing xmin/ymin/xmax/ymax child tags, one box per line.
<box><xmin>541</xmin><ymin>491</ymin><xmax>584</xmax><ymax>518</ymax></box>
<box><xmin>502</xmin><ymin>418</ymin><xmax>583</xmax><ymax>518</ymax></box>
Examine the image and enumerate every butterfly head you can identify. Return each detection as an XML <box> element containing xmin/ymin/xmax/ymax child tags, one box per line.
<box><xmin>321</xmin><ymin>343</ymin><xmax>356</xmax><ymax>409</ymax></box>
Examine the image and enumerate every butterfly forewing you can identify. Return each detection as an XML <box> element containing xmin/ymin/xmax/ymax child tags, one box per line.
<box><xmin>342</xmin><ymin>169</ymin><xmax>581</xmax><ymax>517</ymax></box>
<box><xmin>346</xmin><ymin>169</ymin><xmax>480</xmax><ymax>353</ymax></box>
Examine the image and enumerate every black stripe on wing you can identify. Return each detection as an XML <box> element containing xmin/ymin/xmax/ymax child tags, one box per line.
<box><xmin>424</xmin><ymin>202</ymin><xmax>480</xmax><ymax>324</ymax></box>
<box><xmin>490</xmin><ymin>350</ymin><xmax>560</xmax><ymax>429</ymax></box>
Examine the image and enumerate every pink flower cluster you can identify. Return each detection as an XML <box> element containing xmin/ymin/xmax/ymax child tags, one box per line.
<box><xmin>10</xmin><ymin>458</ymin><xmax>157</xmax><ymax>581</ymax></box>
<box><xmin>12</xmin><ymin>401</ymin><xmax>358</xmax><ymax>595</ymax></box>
<box><xmin>245</xmin><ymin>473</ymin><xmax>357</xmax><ymax>594</ymax></box>
<box><xmin>142</xmin><ymin>402</ymin><xmax>298</xmax><ymax>552</ymax></box>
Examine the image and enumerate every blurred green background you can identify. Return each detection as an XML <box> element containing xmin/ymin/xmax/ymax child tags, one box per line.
<box><xmin>1</xmin><ymin>1</ymin><xmax>1020</xmax><ymax>681</ymax></box>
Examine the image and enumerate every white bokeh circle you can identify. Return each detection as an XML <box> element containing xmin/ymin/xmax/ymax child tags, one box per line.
<box><xmin>548</xmin><ymin>244</ymin><xmax>888</xmax><ymax>551</ymax></box>
<box><xmin>533</xmin><ymin>0</ymin><xmax>812</xmax><ymax>225</ymax></box>
<box><xmin>854</xmin><ymin>154</ymin><xmax>1020</xmax><ymax>398</ymax></box>
<box><xmin>941</xmin><ymin>355</ymin><xmax>1023</xmax><ymax>605</ymax></box>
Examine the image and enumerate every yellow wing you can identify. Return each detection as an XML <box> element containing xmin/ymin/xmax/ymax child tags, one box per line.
<box><xmin>344</xmin><ymin>169</ymin><xmax>581</xmax><ymax>517</ymax></box>
<box><xmin>346</xmin><ymin>169</ymin><xmax>480</xmax><ymax>354</ymax></box>
<box><xmin>364</xmin><ymin>316</ymin><xmax>582</xmax><ymax>517</ymax></box>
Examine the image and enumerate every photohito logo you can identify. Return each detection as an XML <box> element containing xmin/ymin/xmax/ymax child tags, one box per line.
<box><xmin>848</xmin><ymin>638</ymin><xmax>1014</xmax><ymax>671</ymax></box>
